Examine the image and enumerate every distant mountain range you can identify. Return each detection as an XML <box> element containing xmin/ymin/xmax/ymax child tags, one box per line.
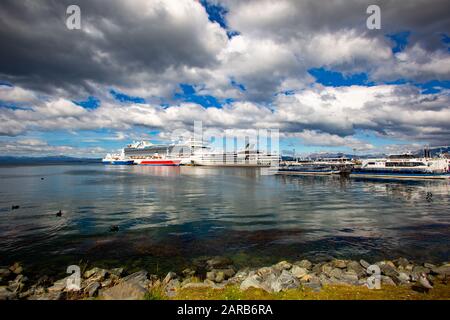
<box><xmin>0</xmin><ymin>156</ymin><xmax>101</xmax><ymax>165</ymax></box>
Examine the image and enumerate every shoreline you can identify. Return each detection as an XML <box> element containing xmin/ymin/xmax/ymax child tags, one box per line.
<box><xmin>1</xmin><ymin>256</ymin><xmax>449</xmax><ymax>300</ymax></box>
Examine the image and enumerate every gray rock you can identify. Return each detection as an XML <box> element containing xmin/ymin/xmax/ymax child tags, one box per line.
<box><xmin>0</xmin><ymin>286</ymin><xmax>16</xmax><ymax>300</ymax></box>
<box><xmin>413</xmin><ymin>266</ymin><xmax>430</xmax><ymax>274</ymax></box>
<box><xmin>394</xmin><ymin>257</ymin><xmax>409</xmax><ymax>268</ymax></box>
<box><xmin>206</xmin><ymin>271</ymin><xmax>216</xmax><ymax>281</ymax></box>
<box><xmin>380</xmin><ymin>264</ymin><xmax>399</xmax><ymax>278</ymax></box>
<box><xmin>240</xmin><ymin>274</ymin><xmax>264</xmax><ymax>291</ymax></box>
<box><xmin>269</xmin><ymin>270</ymin><xmax>299</xmax><ymax>292</ymax></box>
<box><xmin>397</xmin><ymin>272</ymin><xmax>410</xmax><ymax>283</ymax></box>
<box><xmin>101</xmin><ymin>279</ymin><xmax>113</xmax><ymax>288</ymax></box>
<box><xmin>163</xmin><ymin>271</ymin><xmax>177</xmax><ymax>285</ymax></box>
<box><xmin>99</xmin><ymin>280</ymin><xmax>148</xmax><ymax>300</ymax></box>
<box><xmin>48</xmin><ymin>277</ymin><xmax>69</xmax><ymax>292</ymax></box>
<box><xmin>122</xmin><ymin>270</ymin><xmax>148</xmax><ymax>284</ymax></box>
<box><xmin>182</xmin><ymin>268</ymin><xmax>196</xmax><ymax>277</ymax></box>
<box><xmin>298</xmin><ymin>274</ymin><xmax>319</xmax><ymax>284</ymax></box>
<box><xmin>340</xmin><ymin>271</ymin><xmax>359</xmax><ymax>285</ymax></box>
<box><xmin>295</xmin><ymin>260</ymin><xmax>312</xmax><ymax>270</ymax></box>
<box><xmin>215</xmin><ymin>271</ymin><xmax>225</xmax><ymax>283</ymax></box>
<box><xmin>85</xmin><ymin>281</ymin><xmax>100</xmax><ymax>297</ymax></box>
<box><xmin>360</xmin><ymin>259</ymin><xmax>370</xmax><ymax>269</ymax></box>
<box><xmin>431</xmin><ymin>265</ymin><xmax>450</xmax><ymax>276</ymax></box>
<box><xmin>165</xmin><ymin>279</ymin><xmax>180</xmax><ymax>297</ymax></box>
<box><xmin>83</xmin><ymin>268</ymin><xmax>108</xmax><ymax>282</ymax></box>
<box><xmin>332</xmin><ymin>259</ymin><xmax>347</xmax><ymax>269</ymax></box>
<box><xmin>229</xmin><ymin>269</ymin><xmax>249</xmax><ymax>284</ymax></box>
<box><xmin>274</xmin><ymin>261</ymin><xmax>292</xmax><ymax>271</ymax></box>
<box><xmin>405</xmin><ymin>264</ymin><xmax>414</xmax><ymax>271</ymax></box>
<box><xmin>321</xmin><ymin>264</ymin><xmax>333</xmax><ymax>276</ymax></box>
<box><xmin>109</xmin><ymin>268</ymin><xmax>124</xmax><ymax>277</ymax></box>
<box><xmin>318</xmin><ymin>274</ymin><xmax>333</xmax><ymax>286</ymax></box>
<box><xmin>256</xmin><ymin>266</ymin><xmax>276</xmax><ymax>277</ymax></box>
<box><xmin>290</xmin><ymin>266</ymin><xmax>308</xmax><ymax>278</ymax></box>
<box><xmin>218</xmin><ymin>268</ymin><xmax>236</xmax><ymax>279</ymax></box>
<box><xmin>312</xmin><ymin>262</ymin><xmax>325</xmax><ymax>274</ymax></box>
<box><xmin>303</xmin><ymin>281</ymin><xmax>322</xmax><ymax>292</ymax></box>
<box><xmin>381</xmin><ymin>276</ymin><xmax>396</xmax><ymax>286</ymax></box>
<box><xmin>329</xmin><ymin>268</ymin><xmax>344</xmax><ymax>279</ymax></box>
<box><xmin>423</xmin><ymin>263</ymin><xmax>435</xmax><ymax>269</ymax></box>
<box><xmin>347</xmin><ymin>261</ymin><xmax>366</xmax><ymax>278</ymax></box>
<box><xmin>418</xmin><ymin>274</ymin><xmax>433</xmax><ymax>289</ymax></box>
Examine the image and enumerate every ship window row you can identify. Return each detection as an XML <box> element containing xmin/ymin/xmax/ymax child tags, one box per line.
<box><xmin>385</xmin><ymin>162</ymin><xmax>426</xmax><ymax>167</ymax></box>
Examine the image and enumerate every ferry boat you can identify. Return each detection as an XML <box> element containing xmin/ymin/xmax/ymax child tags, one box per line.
<box><xmin>277</xmin><ymin>156</ymin><xmax>354</xmax><ymax>175</ymax></box>
<box><xmin>351</xmin><ymin>154</ymin><xmax>450</xmax><ymax>180</ymax></box>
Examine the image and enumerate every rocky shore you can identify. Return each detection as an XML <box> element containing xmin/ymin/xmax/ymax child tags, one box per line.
<box><xmin>1</xmin><ymin>257</ymin><xmax>449</xmax><ymax>300</ymax></box>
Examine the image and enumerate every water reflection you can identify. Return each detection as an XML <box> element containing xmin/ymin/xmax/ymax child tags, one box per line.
<box><xmin>0</xmin><ymin>164</ymin><xmax>448</xmax><ymax>275</ymax></box>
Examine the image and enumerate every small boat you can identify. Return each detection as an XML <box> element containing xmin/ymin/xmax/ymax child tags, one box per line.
<box><xmin>276</xmin><ymin>163</ymin><xmax>341</xmax><ymax>176</ymax></box>
<box><xmin>102</xmin><ymin>151</ymin><xmax>134</xmax><ymax>165</ymax></box>
<box><xmin>110</xmin><ymin>159</ymin><xmax>135</xmax><ymax>165</ymax></box>
<box><xmin>351</xmin><ymin>154</ymin><xmax>450</xmax><ymax>180</ymax></box>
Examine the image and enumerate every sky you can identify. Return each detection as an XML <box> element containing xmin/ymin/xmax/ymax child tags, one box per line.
<box><xmin>0</xmin><ymin>0</ymin><xmax>449</xmax><ymax>157</ymax></box>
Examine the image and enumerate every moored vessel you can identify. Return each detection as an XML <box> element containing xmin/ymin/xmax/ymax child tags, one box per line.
<box><xmin>102</xmin><ymin>151</ymin><xmax>134</xmax><ymax>165</ymax></box>
<box><xmin>351</xmin><ymin>154</ymin><xmax>450</xmax><ymax>180</ymax></box>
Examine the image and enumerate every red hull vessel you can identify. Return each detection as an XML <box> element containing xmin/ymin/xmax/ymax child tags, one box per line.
<box><xmin>135</xmin><ymin>159</ymin><xmax>181</xmax><ymax>166</ymax></box>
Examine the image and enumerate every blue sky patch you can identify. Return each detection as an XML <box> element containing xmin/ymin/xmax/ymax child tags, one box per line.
<box><xmin>386</xmin><ymin>31</ymin><xmax>411</xmax><ymax>54</ymax></box>
<box><xmin>415</xmin><ymin>80</ymin><xmax>450</xmax><ymax>94</ymax></box>
<box><xmin>441</xmin><ymin>33</ymin><xmax>450</xmax><ymax>51</ymax></box>
<box><xmin>230</xmin><ymin>79</ymin><xmax>246</xmax><ymax>91</ymax></box>
<box><xmin>200</xmin><ymin>0</ymin><xmax>228</xmax><ymax>29</ymax></box>
<box><xmin>308</xmin><ymin>68</ymin><xmax>375</xmax><ymax>87</ymax></box>
<box><xmin>200</xmin><ymin>0</ymin><xmax>239</xmax><ymax>38</ymax></box>
<box><xmin>110</xmin><ymin>89</ymin><xmax>146</xmax><ymax>104</ymax></box>
<box><xmin>74</xmin><ymin>96</ymin><xmax>100</xmax><ymax>109</ymax></box>
<box><xmin>174</xmin><ymin>83</ymin><xmax>222</xmax><ymax>108</ymax></box>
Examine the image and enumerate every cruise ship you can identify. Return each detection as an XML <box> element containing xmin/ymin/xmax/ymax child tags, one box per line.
<box><xmin>351</xmin><ymin>154</ymin><xmax>450</xmax><ymax>179</ymax></box>
<box><xmin>191</xmin><ymin>144</ymin><xmax>280</xmax><ymax>167</ymax></box>
<box><xmin>120</xmin><ymin>139</ymin><xmax>207</xmax><ymax>166</ymax></box>
<box><xmin>103</xmin><ymin>139</ymin><xmax>279</xmax><ymax>167</ymax></box>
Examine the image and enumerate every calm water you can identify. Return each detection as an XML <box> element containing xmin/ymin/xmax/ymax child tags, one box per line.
<box><xmin>0</xmin><ymin>164</ymin><xmax>449</xmax><ymax>277</ymax></box>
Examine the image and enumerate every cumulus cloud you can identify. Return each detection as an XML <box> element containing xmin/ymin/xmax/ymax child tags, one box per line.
<box><xmin>1</xmin><ymin>83</ymin><xmax>449</xmax><ymax>147</ymax></box>
<box><xmin>0</xmin><ymin>138</ymin><xmax>105</xmax><ymax>157</ymax></box>
<box><xmin>0</xmin><ymin>0</ymin><xmax>449</xmax><ymax>155</ymax></box>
